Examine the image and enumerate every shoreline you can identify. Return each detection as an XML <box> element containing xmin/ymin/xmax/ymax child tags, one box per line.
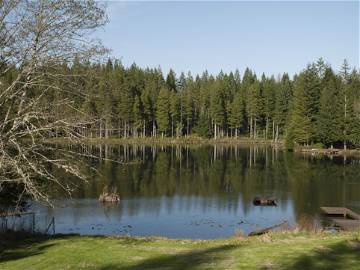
<box><xmin>295</xmin><ymin>147</ymin><xmax>360</xmax><ymax>157</ymax></box>
<box><xmin>45</xmin><ymin>137</ymin><xmax>360</xmax><ymax>156</ymax></box>
<box><xmin>47</xmin><ymin>136</ymin><xmax>283</xmax><ymax>146</ymax></box>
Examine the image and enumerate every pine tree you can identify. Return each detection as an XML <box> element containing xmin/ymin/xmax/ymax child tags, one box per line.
<box><xmin>287</xmin><ymin>73</ymin><xmax>312</xmax><ymax>146</ymax></box>
<box><xmin>246</xmin><ymin>81</ymin><xmax>262</xmax><ymax>139</ymax></box>
<box><xmin>183</xmin><ymin>87</ymin><xmax>195</xmax><ymax>136</ymax></box>
<box><xmin>169</xmin><ymin>92</ymin><xmax>181</xmax><ymax>137</ymax></box>
<box><xmin>210</xmin><ymin>80</ymin><xmax>226</xmax><ymax>139</ymax></box>
<box><xmin>156</xmin><ymin>87</ymin><xmax>170</xmax><ymax>137</ymax></box>
<box><xmin>228</xmin><ymin>92</ymin><xmax>244</xmax><ymax>137</ymax></box>
<box><xmin>274</xmin><ymin>73</ymin><xmax>292</xmax><ymax>141</ymax></box>
<box><xmin>262</xmin><ymin>75</ymin><xmax>276</xmax><ymax>140</ymax></box>
<box><xmin>132</xmin><ymin>95</ymin><xmax>143</xmax><ymax>137</ymax></box>
<box><xmin>340</xmin><ymin>59</ymin><xmax>352</xmax><ymax>150</ymax></box>
<box><xmin>166</xmin><ymin>69</ymin><xmax>177</xmax><ymax>92</ymax></box>
<box><xmin>349</xmin><ymin>69</ymin><xmax>360</xmax><ymax>146</ymax></box>
<box><xmin>193</xmin><ymin>114</ymin><xmax>211</xmax><ymax>138</ymax></box>
<box><xmin>318</xmin><ymin>69</ymin><xmax>343</xmax><ymax>147</ymax></box>
<box><xmin>303</xmin><ymin>64</ymin><xmax>322</xmax><ymax>142</ymax></box>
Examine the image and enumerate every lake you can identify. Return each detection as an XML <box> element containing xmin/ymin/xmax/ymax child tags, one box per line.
<box><xmin>32</xmin><ymin>144</ymin><xmax>360</xmax><ymax>239</ymax></box>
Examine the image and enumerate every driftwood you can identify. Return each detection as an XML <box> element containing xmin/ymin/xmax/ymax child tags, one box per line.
<box><xmin>99</xmin><ymin>186</ymin><xmax>120</xmax><ymax>203</ymax></box>
<box><xmin>253</xmin><ymin>197</ymin><xmax>277</xmax><ymax>206</ymax></box>
<box><xmin>248</xmin><ymin>221</ymin><xmax>289</xmax><ymax>236</ymax></box>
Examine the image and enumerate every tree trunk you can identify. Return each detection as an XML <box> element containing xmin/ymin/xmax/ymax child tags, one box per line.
<box><xmin>143</xmin><ymin>120</ymin><xmax>146</xmax><ymax>138</ymax></box>
<box><xmin>118</xmin><ymin>120</ymin><xmax>120</xmax><ymax>137</ymax></box>
<box><xmin>272</xmin><ymin>121</ymin><xmax>275</xmax><ymax>142</ymax></box>
<box><xmin>250</xmin><ymin>117</ymin><xmax>253</xmax><ymax>139</ymax></box>
<box><xmin>214</xmin><ymin>122</ymin><xmax>217</xmax><ymax>140</ymax></box>
<box><xmin>187</xmin><ymin>116</ymin><xmax>189</xmax><ymax>136</ymax></box>
<box><xmin>265</xmin><ymin>117</ymin><xmax>269</xmax><ymax>140</ymax></box>
<box><xmin>171</xmin><ymin>116</ymin><xmax>174</xmax><ymax>138</ymax></box>
<box><xmin>152</xmin><ymin>121</ymin><xmax>156</xmax><ymax>137</ymax></box>
<box><xmin>254</xmin><ymin>119</ymin><xmax>257</xmax><ymax>139</ymax></box>
<box><xmin>124</xmin><ymin>121</ymin><xmax>127</xmax><ymax>138</ymax></box>
<box><xmin>344</xmin><ymin>94</ymin><xmax>347</xmax><ymax>150</ymax></box>
<box><xmin>99</xmin><ymin>121</ymin><xmax>102</xmax><ymax>138</ymax></box>
<box><xmin>105</xmin><ymin>120</ymin><xmax>108</xmax><ymax>139</ymax></box>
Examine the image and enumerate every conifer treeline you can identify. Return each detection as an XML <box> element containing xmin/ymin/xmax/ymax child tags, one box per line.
<box><xmin>2</xmin><ymin>58</ymin><xmax>360</xmax><ymax>148</ymax></box>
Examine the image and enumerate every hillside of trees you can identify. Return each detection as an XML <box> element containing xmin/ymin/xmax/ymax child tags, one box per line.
<box><xmin>1</xmin><ymin>58</ymin><xmax>360</xmax><ymax>149</ymax></box>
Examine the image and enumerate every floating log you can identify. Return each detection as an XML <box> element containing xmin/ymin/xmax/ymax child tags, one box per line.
<box><xmin>253</xmin><ymin>197</ymin><xmax>277</xmax><ymax>206</ymax></box>
<box><xmin>248</xmin><ymin>221</ymin><xmax>289</xmax><ymax>236</ymax></box>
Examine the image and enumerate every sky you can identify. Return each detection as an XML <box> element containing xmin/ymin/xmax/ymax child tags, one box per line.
<box><xmin>95</xmin><ymin>1</ymin><xmax>360</xmax><ymax>77</ymax></box>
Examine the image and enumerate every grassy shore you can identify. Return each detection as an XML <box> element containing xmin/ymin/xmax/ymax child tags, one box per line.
<box><xmin>47</xmin><ymin>136</ymin><xmax>281</xmax><ymax>147</ymax></box>
<box><xmin>1</xmin><ymin>231</ymin><xmax>360</xmax><ymax>270</ymax></box>
<box><xmin>46</xmin><ymin>136</ymin><xmax>360</xmax><ymax>157</ymax></box>
<box><xmin>295</xmin><ymin>147</ymin><xmax>360</xmax><ymax>157</ymax></box>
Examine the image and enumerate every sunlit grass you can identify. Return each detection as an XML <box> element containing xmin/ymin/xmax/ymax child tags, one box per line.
<box><xmin>1</xmin><ymin>231</ymin><xmax>360</xmax><ymax>270</ymax></box>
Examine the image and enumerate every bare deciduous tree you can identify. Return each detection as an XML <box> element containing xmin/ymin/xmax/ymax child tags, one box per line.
<box><xmin>0</xmin><ymin>0</ymin><xmax>108</xmax><ymax>206</ymax></box>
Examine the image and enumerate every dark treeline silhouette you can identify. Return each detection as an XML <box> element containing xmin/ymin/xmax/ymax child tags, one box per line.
<box><xmin>2</xmin><ymin>58</ymin><xmax>360</xmax><ymax>148</ymax></box>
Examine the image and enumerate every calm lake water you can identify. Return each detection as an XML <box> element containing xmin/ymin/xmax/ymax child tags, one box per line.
<box><xmin>32</xmin><ymin>144</ymin><xmax>360</xmax><ymax>239</ymax></box>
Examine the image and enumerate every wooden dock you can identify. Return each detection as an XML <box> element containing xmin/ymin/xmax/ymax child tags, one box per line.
<box><xmin>320</xmin><ymin>207</ymin><xmax>360</xmax><ymax>231</ymax></box>
<box><xmin>332</xmin><ymin>219</ymin><xmax>360</xmax><ymax>231</ymax></box>
<box><xmin>320</xmin><ymin>207</ymin><xmax>360</xmax><ymax>220</ymax></box>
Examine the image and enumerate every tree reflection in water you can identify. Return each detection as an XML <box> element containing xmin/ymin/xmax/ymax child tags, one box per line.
<box><xmin>32</xmin><ymin>145</ymin><xmax>360</xmax><ymax>238</ymax></box>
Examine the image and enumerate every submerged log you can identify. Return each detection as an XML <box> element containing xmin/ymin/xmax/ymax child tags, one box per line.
<box><xmin>253</xmin><ymin>197</ymin><xmax>277</xmax><ymax>206</ymax></box>
<box><xmin>248</xmin><ymin>221</ymin><xmax>289</xmax><ymax>236</ymax></box>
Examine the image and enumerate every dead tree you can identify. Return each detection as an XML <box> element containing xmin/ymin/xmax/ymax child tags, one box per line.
<box><xmin>0</xmin><ymin>0</ymin><xmax>108</xmax><ymax>206</ymax></box>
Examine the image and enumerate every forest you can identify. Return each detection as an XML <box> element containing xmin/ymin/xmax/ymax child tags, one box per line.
<box><xmin>1</xmin><ymin>58</ymin><xmax>360</xmax><ymax>149</ymax></box>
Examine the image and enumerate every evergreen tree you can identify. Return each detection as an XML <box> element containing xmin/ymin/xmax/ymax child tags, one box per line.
<box><xmin>274</xmin><ymin>73</ymin><xmax>292</xmax><ymax>141</ymax></box>
<box><xmin>3</xmin><ymin>55</ymin><xmax>358</xmax><ymax>147</ymax></box>
<box><xmin>340</xmin><ymin>59</ymin><xmax>352</xmax><ymax>149</ymax></box>
<box><xmin>170</xmin><ymin>92</ymin><xmax>181</xmax><ymax>137</ymax></box>
<box><xmin>287</xmin><ymin>73</ymin><xmax>312</xmax><ymax>146</ymax></box>
<box><xmin>348</xmin><ymin>70</ymin><xmax>360</xmax><ymax>146</ymax></box>
<box><xmin>210</xmin><ymin>81</ymin><xmax>226</xmax><ymax>138</ymax></box>
<box><xmin>246</xmin><ymin>81</ymin><xmax>262</xmax><ymax>139</ymax></box>
<box><xmin>156</xmin><ymin>87</ymin><xmax>170</xmax><ymax>137</ymax></box>
<box><xmin>193</xmin><ymin>114</ymin><xmax>211</xmax><ymax>138</ymax></box>
<box><xmin>183</xmin><ymin>87</ymin><xmax>195</xmax><ymax>136</ymax></box>
<box><xmin>318</xmin><ymin>69</ymin><xmax>343</xmax><ymax>147</ymax></box>
<box><xmin>262</xmin><ymin>75</ymin><xmax>276</xmax><ymax>139</ymax></box>
<box><xmin>228</xmin><ymin>92</ymin><xmax>244</xmax><ymax>137</ymax></box>
<box><xmin>132</xmin><ymin>95</ymin><xmax>144</xmax><ymax>137</ymax></box>
<box><xmin>303</xmin><ymin>64</ymin><xmax>322</xmax><ymax>142</ymax></box>
<box><xmin>166</xmin><ymin>69</ymin><xmax>177</xmax><ymax>92</ymax></box>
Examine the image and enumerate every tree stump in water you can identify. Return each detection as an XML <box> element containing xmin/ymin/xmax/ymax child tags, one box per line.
<box><xmin>253</xmin><ymin>197</ymin><xmax>277</xmax><ymax>206</ymax></box>
<box><xmin>99</xmin><ymin>186</ymin><xmax>120</xmax><ymax>203</ymax></box>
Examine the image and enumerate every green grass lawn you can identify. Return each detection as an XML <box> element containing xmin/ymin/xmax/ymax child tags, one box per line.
<box><xmin>1</xmin><ymin>231</ymin><xmax>360</xmax><ymax>270</ymax></box>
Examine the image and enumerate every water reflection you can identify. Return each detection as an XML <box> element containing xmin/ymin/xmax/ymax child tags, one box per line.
<box><xmin>33</xmin><ymin>144</ymin><xmax>360</xmax><ymax>239</ymax></box>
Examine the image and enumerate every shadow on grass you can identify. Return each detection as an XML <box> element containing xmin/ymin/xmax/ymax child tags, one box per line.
<box><xmin>98</xmin><ymin>244</ymin><xmax>237</xmax><ymax>270</ymax></box>
<box><xmin>0</xmin><ymin>233</ymin><xmax>73</xmax><ymax>264</ymax></box>
<box><xmin>284</xmin><ymin>240</ymin><xmax>360</xmax><ymax>270</ymax></box>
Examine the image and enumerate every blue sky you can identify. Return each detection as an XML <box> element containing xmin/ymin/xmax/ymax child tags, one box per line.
<box><xmin>96</xmin><ymin>1</ymin><xmax>359</xmax><ymax>77</ymax></box>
